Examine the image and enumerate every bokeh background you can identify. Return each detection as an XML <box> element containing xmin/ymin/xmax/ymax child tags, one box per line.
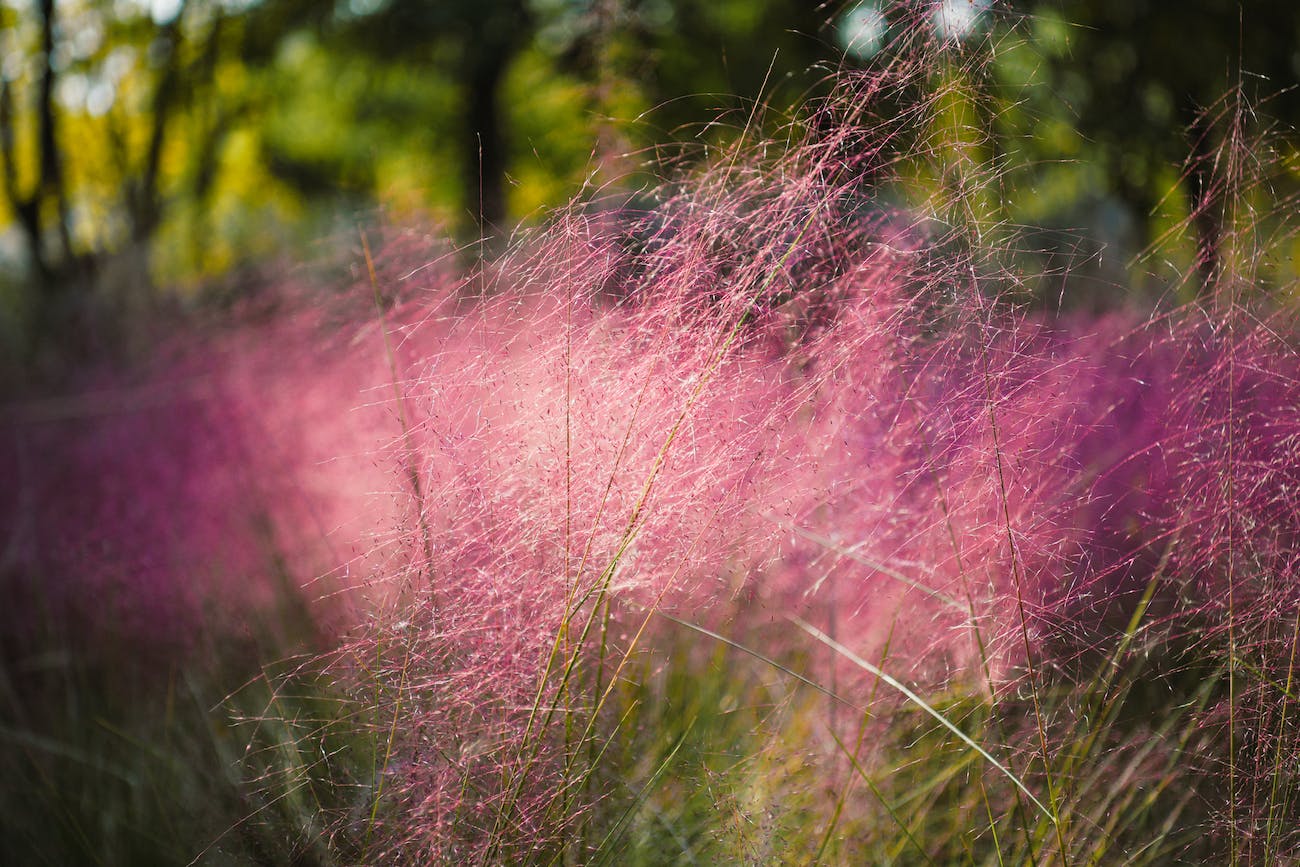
<box><xmin>1</xmin><ymin>0</ymin><xmax>1298</xmax><ymax>369</ymax></box>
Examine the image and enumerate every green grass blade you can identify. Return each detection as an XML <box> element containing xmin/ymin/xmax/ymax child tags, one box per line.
<box><xmin>793</xmin><ymin>617</ymin><xmax>1056</xmax><ymax>824</ymax></box>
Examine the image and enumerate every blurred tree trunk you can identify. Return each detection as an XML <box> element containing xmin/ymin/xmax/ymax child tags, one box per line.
<box><xmin>1185</xmin><ymin>107</ymin><xmax>1223</xmax><ymax>293</ymax></box>
<box><xmin>116</xmin><ymin>1</ymin><xmax>189</xmax><ymax>311</ymax></box>
<box><xmin>35</xmin><ymin>0</ymin><xmax>72</xmax><ymax>264</ymax></box>
<box><xmin>188</xmin><ymin>10</ymin><xmax>234</xmax><ymax>274</ymax></box>
<box><xmin>463</xmin><ymin>49</ymin><xmax>508</xmax><ymax>236</ymax></box>
<box><xmin>0</xmin><ymin>0</ymin><xmax>73</xmax><ymax>288</ymax></box>
<box><xmin>0</xmin><ymin>77</ymin><xmax>46</xmax><ymax>283</ymax></box>
<box><xmin>457</xmin><ymin>0</ymin><xmax>530</xmax><ymax>240</ymax></box>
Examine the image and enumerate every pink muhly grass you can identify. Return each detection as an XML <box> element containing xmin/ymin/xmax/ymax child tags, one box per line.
<box><xmin>93</xmin><ymin>60</ymin><xmax>1280</xmax><ymax>857</ymax></box>
<box><xmin>8</xmin><ymin>19</ymin><xmax>1300</xmax><ymax>861</ymax></box>
<box><xmin>326</xmin><ymin>97</ymin><xmax>1300</xmax><ymax>859</ymax></box>
<box><xmin>2</xmin><ymin>361</ymin><xmax>304</xmax><ymax>654</ymax></box>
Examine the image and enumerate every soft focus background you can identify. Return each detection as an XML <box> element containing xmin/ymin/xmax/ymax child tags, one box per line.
<box><xmin>1</xmin><ymin>0</ymin><xmax>1298</xmax><ymax>368</ymax></box>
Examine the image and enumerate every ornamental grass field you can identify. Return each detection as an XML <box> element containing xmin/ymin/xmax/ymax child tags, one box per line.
<box><xmin>4</xmin><ymin>18</ymin><xmax>1300</xmax><ymax>865</ymax></box>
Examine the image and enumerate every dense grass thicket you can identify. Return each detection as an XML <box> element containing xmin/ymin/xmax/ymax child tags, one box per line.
<box><xmin>4</xmin><ymin>23</ymin><xmax>1300</xmax><ymax>865</ymax></box>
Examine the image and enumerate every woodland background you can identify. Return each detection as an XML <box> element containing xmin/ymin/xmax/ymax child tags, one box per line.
<box><xmin>2</xmin><ymin>0</ymin><xmax>1299</xmax><ymax>368</ymax></box>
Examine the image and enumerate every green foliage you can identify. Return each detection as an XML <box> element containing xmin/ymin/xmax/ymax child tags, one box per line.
<box><xmin>0</xmin><ymin>561</ymin><xmax>364</xmax><ymax>865</ymax></box>
<box><xmin>2</xmin><ymin>0</ymin><xmax>1297</xmax><ymax>328</ymax></box>
<box><xmin>581</xmin><ymin>601</ymin><xmax>1294</xmax><ymax>864</ymax></box>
